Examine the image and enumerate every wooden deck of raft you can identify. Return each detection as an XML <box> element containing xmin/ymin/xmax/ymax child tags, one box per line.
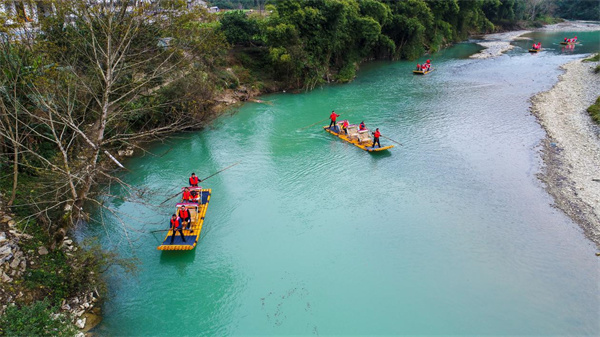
<box><xmin>157</xmin><ymin>189</ymin><xmax>211</xmax><ymax>251</ymax></box>
<box><xmin>324</xmin><ymin>124</ymin><xmax>394</xmax><ymax>152</ymax></box>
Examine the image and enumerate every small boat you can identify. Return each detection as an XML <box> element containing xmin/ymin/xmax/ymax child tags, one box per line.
<box><xmin>157</xmin><ymin>187</ymin><xmax>211</xmax><ymax>251</ymax></box>
<box><xmin>559</xmin><ymin>41</ymin><xmax>578</xmax><ymax>45</ymax></box>
<box><xmin>413</xmin><ymin>67</ymin><xmax>434</xmax><ymax>75</ymax></box>
<box><xmin>528</xmin><ymin>48</ymin><xmax>542</xmax><ymax>53</ymax></box>
<box><xmin>323</xmin><ymin>122</ymin><xmax>394</xmax><ymax>152</ymax></box>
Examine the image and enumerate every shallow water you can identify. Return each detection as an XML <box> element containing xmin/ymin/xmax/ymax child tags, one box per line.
<box><xmin>85</xmin><ymin>30</ymin><xmax>600</xmax><ymax>336</ymax></box>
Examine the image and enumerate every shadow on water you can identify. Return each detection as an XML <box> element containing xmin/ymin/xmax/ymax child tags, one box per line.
<box><xmin>369</xmin><ymin>150</ymin><xmax>393</xmax><ymax>159</ymax></box>
<box><xmin>159</xmin><ymin>250</ymin><xmax>197</xmax><ymax>276</ymax></box>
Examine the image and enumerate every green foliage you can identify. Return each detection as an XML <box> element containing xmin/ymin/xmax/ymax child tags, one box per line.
<box><xmin>588</xmin><ymin>96</ymin><xmax>600</xmax><ymax>124</ymax></box>
<box><xmin>0</xmin><ymin>299</ymin><xmax>77</xmax><ymax>337</ymax></box>
<box><xmin>220</xmin><ymin>11</ymin><xmax>260</xmax><ymax>45</ymax></box>
<box><xmin>555</xmin><ymin>0</ymin><xmax>600</xmax><ymax>20</ymax></box>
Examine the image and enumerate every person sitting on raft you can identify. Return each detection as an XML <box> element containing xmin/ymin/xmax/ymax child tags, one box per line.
<box><xmin>573</xmin><ymin>36</ymin><xmax>577</xmax><ymax>42</ymax></box>
<box><xmin>564</xmin><ymin>37</ymin><xmax>567</xmax><ymax>42</ymax></box>
<box><xmin>189</xmin><ymin>173</ymin><xmax>200</xmax><ymax>187</ymax></box>
<box><xmin>416</xmin><ymin>64</ymin><xmax>422</xmax><ymax>71</ymax></box>
<box><xmin>182</xmin><ymin>187</ymin><xmax>193</xmax><ymax>203</ymax></box>
<box><xmin>372</xmin><ymin>128</ymin><xmax>381</xmax><ymax>148</ymax></box>
<box><xmin>178</xmin><ymin>206</ymin><xmax>192</xmax><ymax>230</ymax></box>
<box><xmin>169</xmin><ymin>214</ymin><xmax>186</xmax><ymax>244</ymax></box>
<box><xmin>359</xmin><ymin>121</ymin><xmax>366</xmax><ymax>131</ymax></box>
<box><xmin>329</xmin><ymin>110</ymin><xmax>339</xmax><ymax>130</ymax></box>
<box><xmin>341</xmin><ymin>120</ymin><xmax>349</xmax><ymax>135</ymax></box>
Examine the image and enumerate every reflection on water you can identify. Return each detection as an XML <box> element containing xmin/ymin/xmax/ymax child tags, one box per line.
<box><xmin>87</xmin><ymin>30</ymin><xmax>600</xmax><ymax>336</ymax></box>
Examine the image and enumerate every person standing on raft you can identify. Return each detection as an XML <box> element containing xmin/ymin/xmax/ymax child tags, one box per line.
<box><xmin>169</xmin><ymin>214</ymin><xmax>186</xmax><ymax>244</ymax></box>
<box><xmin>372</xmin><ymin>128</ymin><xmax>381</xmax><ymax>148</ymax></box>
<box><xmin>329</xmin><ymin>111</ymin><xmax>339</xmax><ymax>130</ymax></box>
<box><xmin>189</xmin><ymin>173</ymin><xmax>200</xmax><ymax>187</ymax></box>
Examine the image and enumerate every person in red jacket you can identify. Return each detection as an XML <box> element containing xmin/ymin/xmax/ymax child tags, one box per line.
<box><xmin>189</xmin><ymin>173</ymin><xmax>199</xmax><ymax>187</ymax></box>
<box><xmin>342</xmin><ymin>120</ymin><xmax>349</xmax><ymax>134</ymax></box>
<box><xmin>372</xmin><ymin>128</ymin><xmax>381</xmax><ymax>148</ymax></box>
<box><xmin>182</xmin><ymin>187</ymin><xmax>193</xmax><ymax>202</ymax></box>
<box><xmin>329</xmin><ymin>110</ymin><xmax>339</xmax><ymax>130</ymax></box>
<box><xmin>359</xmin><ymin>121</ymin><xmax>366</xmax><ymax>131</ymax></box>
<box><xmin>178</xmin><ymin>206</ymin><xmax>192</xmax><ymax>230</ymax></box>
<box><xmin>169</xmin><ymin>214</ymin><xmax>186</xmax><ymax>244</ymax></box>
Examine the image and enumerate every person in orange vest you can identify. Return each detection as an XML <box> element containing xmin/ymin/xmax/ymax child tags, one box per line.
<box><xmin>178</xmin><ymin>206</ymin><xmax>192</xmax><ymax>230</ymax></box>
<box><xmin>359</xmin><ymin>121</ymin><xmax>366</xmax><ymax>131</ymax></box>
<box><xmin>416</xmin><ymin>64</ymin><xmax>422</xmax><ymax>70</ymax></box>
<box><xmin>328</xmin><ymin>110</ymin><xmax>339</xmax><ymax>130</ymax></box>
<box><xmin>573</xmin><ymin>36</ymin><xmax>577</xmax><ymax>42</ymax></box>
<box><xmin>189</xmin><ymin>173</ymin><xmax>200</xmax><ymax>187</ymax></box>
<box><xmin>564</xmin><ymin>37</ymin><xmax>567</xmax><ymax>42</ymax></box>
<box><xmin>372</xmin><ymin>128</ymin><xmax>381</xmax><ymax>148</ymax></box>
<box><xmin>169</xmin><ymin>214</ymin><xmax>186</xmax><ymax>244</ymax></box>
<box><xmin>182</xmin><ymin>187</ymin><xmax>193</xmax><ymax>202</ymax></box>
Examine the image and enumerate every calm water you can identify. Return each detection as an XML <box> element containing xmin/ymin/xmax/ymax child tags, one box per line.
<box><xmin>85</xmin><ymin>30</ymin><xmax>600</xmax><ymax>336</ymax></box>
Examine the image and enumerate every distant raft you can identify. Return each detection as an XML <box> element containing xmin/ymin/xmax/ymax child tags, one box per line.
<box><xmin>324</xmin><ymin>123</ymin><xmax>394</xmax><ymax>152</ymax></box>
<box><xmin>157</xmin><ymin>188</ymin><xmax>211</xmax><ymax>251</ymax></box>
<box><xmin>528</xmin><ymin>48</ymin><xmax>542</xmax><ymax>53</ymax></box>
<box><xmin>413</xmin><ymin>67</ymin><xmax>434</xmax><ymax>75</ymax></box>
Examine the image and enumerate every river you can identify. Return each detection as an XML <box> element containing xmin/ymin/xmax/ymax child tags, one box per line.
<box><xmin>84</xmin><ymin>30</ymin><xmax>600</xmax><ymax>335</ymax></box>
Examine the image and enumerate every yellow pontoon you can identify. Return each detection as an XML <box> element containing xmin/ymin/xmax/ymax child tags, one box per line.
<box><xmin>157</xmin><ymin>188</ymin><xmax>211</xmax><ymax>251</ymax></box>
<box><xmin>529</xmin><ymin>48</ymin><xmax>542</xmax><ymax>53</ymax></box>
<box><xmin>413</xmin><ymin>67</ymin><xmax>434</xmax><ymax>75</ymax></box>
<box><xmin>324</xmin><ymin>123</ymin><xmax>394</xmax><ymax>152</ymax></box>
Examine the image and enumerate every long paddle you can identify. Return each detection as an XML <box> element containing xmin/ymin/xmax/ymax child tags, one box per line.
<box><xmin>158</xmin><ymin>161</ymin><xmax>241</xmax><ymax>205</ymax></box>
<box><xmin>380</xmin><ymin>135</ymin><xmax>403</xmax><ymax>146</ymax></box>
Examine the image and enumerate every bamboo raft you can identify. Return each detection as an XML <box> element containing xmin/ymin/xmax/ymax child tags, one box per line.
<box><xmin>528</xmin><ymin>48</ymin><xmax>542</xmax><ymax>53</ymax></box>
<box><xmin>413</xmin><ymin>67</ymin><xmax>434</xmax><ymax>75</ymax></box>
<box><xmin>324</xmin><ymin>123</ymin><xmax>394</xmax><ymax>152</ymax></box>
<box><xmin>157</xmin><ymin>187</ymin><xmax>211</xmax><ymax>251</ymax></box>
<box><xmin>560</xmin><ymin>41</ymin><xmax>578</xmax><ymax>45</ymax></box>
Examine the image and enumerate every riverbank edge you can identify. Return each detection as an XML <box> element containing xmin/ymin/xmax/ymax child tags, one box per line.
<box><xmin>531</xmin><ymin>58</ymin><xmax>600</xmax><ymax>249</ymax></box>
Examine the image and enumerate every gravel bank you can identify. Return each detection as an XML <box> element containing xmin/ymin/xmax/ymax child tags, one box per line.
<box><xmin>531</xmin><ymin>59</ymin><xmax>600</xmax><ymax>248</ymax></box>
<box><xmin>470</xmin><ymin>30</ymin><xmax>531</xmax><ymax>59</ymax></box>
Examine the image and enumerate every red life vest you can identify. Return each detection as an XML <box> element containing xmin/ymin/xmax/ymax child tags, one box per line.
<box><xmin>374</xmin><ymin>130</ymin><xmax>381</xmax><ymax>138</ymax></box>
<box><xmin>179</xmin><ymin>208</ymin><xmax>190</xmax><ymax>219</ymax></box>
<box><xmin>182</xmin><ymin>190</ymin><xmax>192</xmax><ymax>200</ymax></box>
<box><xmin>189</xmin><ymin>176</ymin><xmax>199</xmax><ymax>185</ymax></box>
<box><xmin>330</xmin><ymin>112</ymin><xmax>338</xmax><ymax>122</ymax></box>
<box><xmin>170</xmin><ymin>218</ymin><xmax>179</xmax><ymax>228</ymax></box>
<box><xmin>359</xmin><ymin>123</ymin><xmax>365</xmax><ymax>130</ymax></box>
<box><xmin>343</xmin><ymin>121</ymin><xmax>349</xmax><ymax>128</ymax></box>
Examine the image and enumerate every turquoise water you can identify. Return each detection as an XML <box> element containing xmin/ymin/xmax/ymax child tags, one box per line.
<box><xmin>86</xmin><ymin>30</ymin><xmax>600</xmax><ymax>336</ymax></box>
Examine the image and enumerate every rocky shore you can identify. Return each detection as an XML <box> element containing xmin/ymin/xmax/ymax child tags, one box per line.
<box><xmin>0</xmin><ymin>204</ymin><xmax>102</xmax><ymax>335</ymax></box>
<box><xmin>532</xmin><ymin>58</ymin><xmax>600</xmax><ymax>248</ymax></box>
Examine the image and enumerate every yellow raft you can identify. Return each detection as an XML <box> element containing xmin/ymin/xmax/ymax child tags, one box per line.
<box><xmin>529</xmin><ymin>48</ymin><xmax>542</xmax><ymax>53</ymax></box>
<box><xmin>413</xmin><ymin>67</ymin><xmax>434</xmax><ymax>75</ymax></box>
<box><xmin>157</xmin><ymin>188</ymin><xmax>211</xmax><ymax>251</ymax></box>
<box><xmin>323</xmin><ymin>123</ymin><xmax>394</xmax><ymax>152</ymax></box>
<box><xmin>560</xmin><ymin>41</ymin><xmax>578</xmax><ymax>45</ymax></box>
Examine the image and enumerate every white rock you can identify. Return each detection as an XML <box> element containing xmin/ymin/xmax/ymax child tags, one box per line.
<box><xmin>1</xmin><ymin>272</ymin><xmax>12</xmax><ymax>283</ymax></box>
<box><xmin>61</xmin><ymin>303</ymin><xmax>71</xmax><ymax>311</ymax></box>
<box><xmin>38</xmin><ymin>246</ymin><xmax>49</xmax><ymax>255</ymax></box>
<box><xmin>75</xmin><ymin>332</ymin><xmax>85</xmax><ymax>337</ymax></box>
<box><xmin>73</xmin><ymin>309</ymin><xmax>85</xmax><ymax>317</ymax></box>
<box><xmin>75</xmin><ymin>318</ymin><xmax>86</xmax><ymax>329</ymax></box>
<box><xmin>63</xmin><ymin>239</ymin><xmax>73</xmax><ymax>245</ymax></box>
<box><xmin>7</xmin><ymin>220</ymin><xmax>15</xmax><ymax>227</ymax></box>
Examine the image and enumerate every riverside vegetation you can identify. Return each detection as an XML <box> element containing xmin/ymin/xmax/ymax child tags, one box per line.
<box><xmin>0</xmin><ymin>0</ymin><xmax>598</xmax><ymax>334</ymax></box>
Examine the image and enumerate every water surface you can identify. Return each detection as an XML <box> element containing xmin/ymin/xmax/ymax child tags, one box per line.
<box><xmin>86</xmin><ymin>30</ymin><xmax>600</xmax><ymax>336</ymax></box>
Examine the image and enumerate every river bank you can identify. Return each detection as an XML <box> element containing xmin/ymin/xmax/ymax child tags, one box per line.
<box><xmin>532</xmin><ymin>58</ymin><xmax>600</xmax><ymax>248</ymax></box>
